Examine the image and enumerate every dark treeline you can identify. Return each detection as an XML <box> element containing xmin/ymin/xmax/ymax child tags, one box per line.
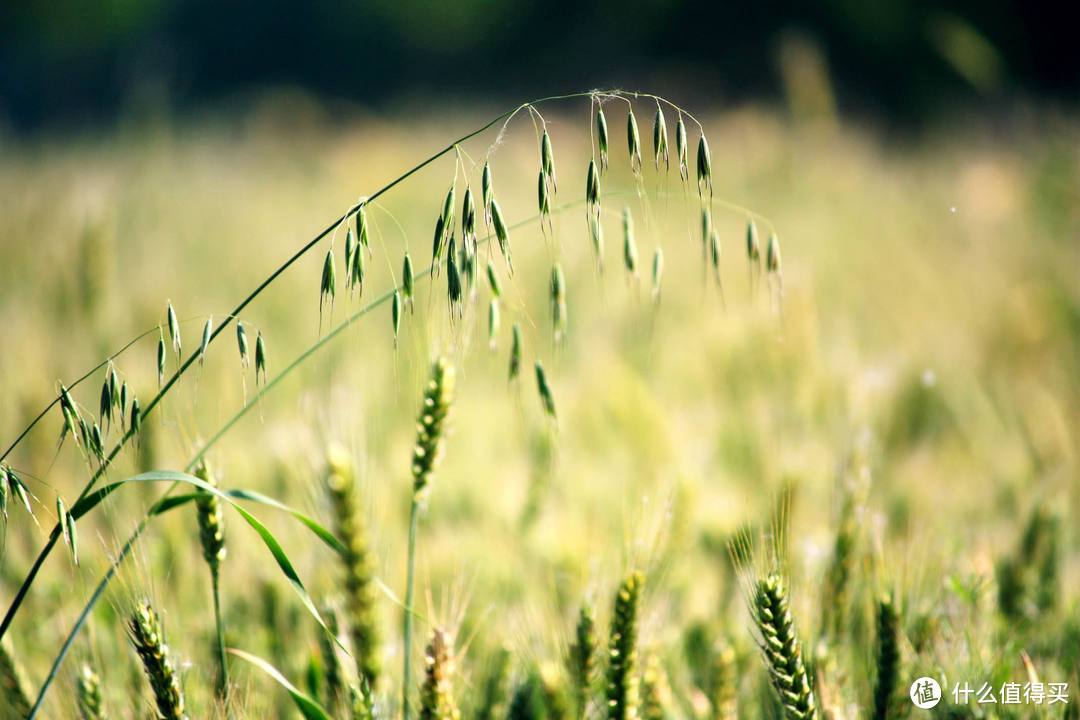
<box><xmin>1</xmin><ymin>0</ymin><xmax>1076</xmax><ymax>131</ymax></box>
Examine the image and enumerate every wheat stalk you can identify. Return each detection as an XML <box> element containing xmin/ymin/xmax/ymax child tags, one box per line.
<box><xmin>752</xmin><ymin>573</ymin><xmax>816</xmax><ymax>720</ymax></box>
<box><xmin>606</xmin><ymin>571</ymin><xmax>644</xmax><ymax>720</ymax></box>
<box><xmin>76</xmin><ymin>662</ymin><xmax>106</xmax><ymax>720</ymax></box>
<box><xmin>418</xmin><ymin>628</ymin><xmax>459</xmax><ymax>720</ymax></box>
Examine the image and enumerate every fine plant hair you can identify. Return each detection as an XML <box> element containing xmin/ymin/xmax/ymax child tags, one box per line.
<box><xmin>752</xmin><ymin>573</ymin><xmax>817</xmax><ymax>720</ymax></box>
<box><xmin>568</xmin><ymin>602</ymin><xmax>598</xmax><ymax>719</ymax></box>
<box><xmin>326</xmin><ymin>446</ymin><xmax>382</xmax><ymax>689</ymax></box>
<box><xmin>0</xmin><ymin>636</ymin><xmax>32</xmax><ymax>719</ymax></box>
<box><xmin>872</xmin><ymin>594</ymin><xmax>900</xmax><ymax>720</ymax></box>
<box><xmin>77</xmin><ymin>662</ymin><xmax>106</xmax><ymax>720</ymax></box>
<box><xmin>193</xmin><ymin>460</ymin><xmax>229</xmax><ymax>702</ymax></box>
<box><xmin>418</xmin><ymin>628</ymin><xmax>459</xmax><ymax>720</ymax></box>
<box><xmin>606</xmin><ymin>571</ymin><xmax>645</xmax><ymax>720</ymax></box>
<box><xmin>404</xmin><ymin>359</ymin><xmax>456</xmax><ymax>719</ymax></box>
<box><xmin>475</xmin><ymin>645</ymin><xmax>512</xmax><ymax>720</ymax></box>
<box><xmin>128</xmin><ymin>602</ymin><xmax>186</xmax><ymax>720</ymax></box>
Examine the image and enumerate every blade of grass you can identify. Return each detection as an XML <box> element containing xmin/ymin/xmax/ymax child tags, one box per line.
<box><xmin>228</xmin><ymin>648</ymin><xmax>333</xmax><ymax>720</ymax></box>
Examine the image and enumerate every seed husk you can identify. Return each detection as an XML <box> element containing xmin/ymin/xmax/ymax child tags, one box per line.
<box><xmin>131</xmin><ymin>397</ymin><xmax>142</xmax><ymax>437</ymax></box>
<box><xmin>57</xmin><ymin>497</ymin><xmax>77</xmax><ymax>565</ymax></box>
<box><xmin>538</xmin><ymin>170</ymin><xmax>551</xmax><ymax>226</ymax></box>
<box><xmin>766</xmin><ymin>232</ymin><xmax>782</xmax><ymax>275</ymax></box>
<box><xmin>352</xmin><ymin>238</ymin><xmax>366</xmax><ymax>296</ymax></box>
<box><xmin>237</xmin><ymin>323</ymin><xmax>250</xmax><ymax>368</ymax></box>
<box><xmin>550</xmin><ymin>264</ymin><xmax>567</xmax><ymax>343</ymax></box>
<box><xmin>534</xmin><ymin>361</ymin><xmax>557</xmax><ymax>420</ymax></box>
<box><xmin>596</xmin><ymin>105</ymin><xmax>610</xmax><ymax>172</ymax></box>
<box><xmin>509</xmin><ymin>323</ymin><xmax>522</xmax><ymax>381</ymax></box>
<box><xmin>356</xmin><ymin>204</ymin><xmax>371</xmax><ymax>253</ymax></box>
<box><xmin>198</xmin><ymin>317</ymin><xmax>212</xmax><ymax>366</ymax></box>
<box><xmin>541</xmin><ymin>130</ymin><xmax>558</xmax><ymax>194</ymax></box>
<box><xmin>486</xmin><ymin>260</ymin><xmax>502</xmax><ymax>298</ymax></box>
<box><xmin>675</xmin><ymin>116</ymin><xmax>688</xmax><ymax>181</ymax></box>
<box><xmin>481</xmin><ymin>162</ymin><xmax>494</xmax><ymax>224</ymax></box>
<box><xmin>446</xmin><ymin>239</ymin><xmax>463</xmax><ymax>313</ymax></box>
<box><xmin>652</xmin><ymin>105</ymin><xmax>669</xmax><ymax>170</ymax></box>
<box><xmin>157</xmin><ymin>334</ymin><xmax>166</xmax><ymax>387</ymax></box>
<box><xmin>696</xmin><ymin>134</ymin><xmax>713</xmax><ymax>198</ymax></box>
<box><xmin>166</xmin><ymin>301</ymin><xmax>181</xmax><ymax>356</ymax></box>
<box><xmin>345</xmin><ymin>226</ymin><xmax>356</xmax><ymax>282</ymax></box>
<box><xmin>627</xmin><ymin>108</ymin><xmax>642</xmax><ymax>174</ymax></box>
<box><xmin>6</xmin><ymin>467</ymin><xmax>32</xmax><ymax>516</ymax></box>
<box><xmin>586</xmin><ymin>159</ymin><xmax>601</xmax><ymax>210</ymax></box>
<box><xmin>255</xmin><ymin>332</ymin><xmax>267</xmax><ymax>385</ymax></box>
<box><xmin>99</xmin><ymin>380</ymin><xmax>112</xmax><ymax>430</ymax></box>
<box><xmin>746</xmin><ymin>221</ymin><xmax>761</xmax><ymax>265</ymax></box>
<box><xmin>432</xmin><ymin>213</ymin><xmax>447</xmax><ymax>273</ymax></box>
<box><xmin>491</xmin><ymin>199</ymin><xmax>513</xmax><ymax>275</ymax></box>
<box><xmin>403</xmin><ymin>252</ymin><xmax>415</xmax><ymax>311</ymax></box>
<box><xmin>462</xmin><ymin>186</ymin><xmax>478</xmax><ymax>260</ymax></box>
<box><xmin>441</xmin><ymin>186</ymin><xmax>456</xmax><ymax>247</ymax></box>
<box><xmin>488</xmin><ymin>299</ymin><xmax>500</xmax><ymax>350</ymax></box>
<box><xmin>321</xmin><ymin>250</ymin><xmax>337</xmax><ymax>311</ymax></box>
<box><xmin>623</xmin><ymin>208</ymin><xmax>638</xmax><ymax>277</ymax></box>
<box><xmin>710</xmin><ymin>230</ymin><xmax>721</xmax><ymax>282</ymax></box>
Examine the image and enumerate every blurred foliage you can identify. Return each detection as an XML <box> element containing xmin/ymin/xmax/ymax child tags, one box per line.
<box><xmin>1</xmin><ymin>0</ymin><xmax>1078</xmax><ymax>131</ymax></box>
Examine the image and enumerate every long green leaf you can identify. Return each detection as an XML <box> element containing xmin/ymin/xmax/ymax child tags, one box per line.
<box><xmin>228</xmin><ymin>648</ymin><xmax>333</xmax><ymax>720</ymax></box>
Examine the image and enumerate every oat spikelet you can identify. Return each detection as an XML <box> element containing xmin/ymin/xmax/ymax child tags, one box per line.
<box><xmin>326</xmin><ymin>446</ymin><xmax>382</xmax><ymax>689</ymax></box>
<box><xmin>534</xmin><ymin>361</ymin><xmax>557</xmax><ymax>421</ymax></box>
<box><xmin>550</xmin><ymin>263</ymin><xmax>567</xmax><ymax>343</ymax></box>
<box><xmin>753</xmin><ymin>573</ymin><xmax>816</xmax><ymax>720</ymax></box>
<box><xmin>128</xmin><ymin>602</ymin><xmax>186</xmax><ymax>720</ymax></box>
<box><xmin>419</xmin><ymin>628</ymin><xmax>459</xmax><ymax>720</ymax></box>
<box><xmin>675</xmin><ymin>116</ymin><xmax>688</xmax><ymax>181</ymax></box>
<box><xmin>606</xmin><ymin>571</ymin><xmax>644</xmax><ymax>720</ymax></box>
<box><xmin>627</xmin><ymin>108</ymin><xmax>642</xmax><ymax>175</ymax></box>
<box><xmin>596</xmin><ymin>105</ymin><xmax>610</xmax><ymax>172</ymax></box>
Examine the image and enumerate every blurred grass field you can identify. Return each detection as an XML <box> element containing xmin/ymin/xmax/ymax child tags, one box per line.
<box><xmin>0</xmin><ymin>96</ymin><xmax>1077</xmax><ymax>718</ymax></box>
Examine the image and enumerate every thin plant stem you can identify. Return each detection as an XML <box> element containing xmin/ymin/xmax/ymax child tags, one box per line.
<box><xmin>211</xmin><ymin>568</ymin><xmax>230</xmax><ymax>708</ymax></box>
<box><xmin>402</xmin><ymin>497</ymin><xmax>421</xmax><ymax>720</ymax></box>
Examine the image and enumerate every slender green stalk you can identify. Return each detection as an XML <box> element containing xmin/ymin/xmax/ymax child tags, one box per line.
<box><xmin>403</xmin><ymin>492</ymin><xmax>421</xmax><ymax>720</ymax></box>
<box><xmin>211</xmin><ymin>570</ymin><xmax>228</xmax><ymax>705</ymax></box>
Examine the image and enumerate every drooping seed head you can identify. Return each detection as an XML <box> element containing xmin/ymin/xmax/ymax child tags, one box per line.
<box><xmin>622</xmin><ymin>208</ymin><xmax>638</xmax><ymax>277</ymax></box>
<box><xmin>482</xmin><ymin>162</ymin><xmax>494</xmax><ymax>223</ymax></box>
<box><xmin>534</xmin><ymin>361</ymin><xmax>557</xmax><ymax>420</ymax></box>
<box><xmin>432</xmin><ymin>214</ymin><xmax>447</xmax><ymax>271</ymax></box>
<box><xmin>128</xmin><ymin>602</ymin><xmax>186</xmax><ymax>720</ymax></box>
<box><xmin>198</xmin><ymin>317</ymin><xmax>212</xmax><ymax>366</ymax></box>
<box><xmin>606</xmin><ymin>571</ymin><xmax>644</xmax><ymax>720</ymax></box>
<box><xmin>156</xmin><ymin>334</ymin><xmax>166</xmax><ymax>387</ymax></box>
<box><xmin>462</xmin><ymin>187</ymin><xmax>478</xmax><ymax>252</ymax></box>
<box><xmin>352</xmin><ymin>238</ymin><xmax>366</xmax><ymax>296</ymax></box>
<box><xmin>99</xmin><ymin>380</ymin><xmax>112</xmax><ymax>429</ymax></box>
<box><xmin>675</xmin><ymin>116</ymin><xmax>688</xmax><ymax>181</ymax></box>
<box><xmin>586</xmin><ymin>159</ymin><xmax>601</xmax><ymax>210</ymax></box>
<box><xmin>236</xmin><ymin>323</ymin><xmax>249</xmax><ymax>368</ymax></box>
<box><xmin>345</xmin><ymin>226</ymin><xmax>356</xmax><ymax>282</ymax></box>
<box><xmin>255</xmin><ymin>331</ymin><xmax>268</xmax><ymax>384</ymax></box>
<box><xmin>491</xmin><ymin>199</ymin><xmax>512</xmax><ymax>275</ymax></box>
<box><xmin>596</xmin><ymin>105</ymin><xmax>610</xmax><ymax>172</ymax></box>
<box><xmin>356</xmin><ymin>204</ymin><xmax>371</xmax><ymax>252</ymax></box>
<box><xmin>441</xmin><ymin>186</ymin><xmax>456</xmax><ymax>244</ymax></box>
<box><xmin>131</xmin><ymin>396</ymin><xmax>141</xmax><ymax>437</ymax></box>
<box><xmin>446</xmin><ymin>240</ymin><xmax>463</xmax><ymax>313</ymax></box>
<box><xmin>509</xmin><ymin>324</ymin><xmax>522</xmax><ymax>381</ymax></box>
<box><xmin>411</xmin><ymin>358</ymin><xmax>456</xmax><ymax>497</ymax></box>
<box><xmin>541</xmin><ymin>130</ymin><xmax>557</xmax><ymax>194</ymax></box>
<box><xmin>4</xmin><ymin>467</ymin><xmax>31</xmax><ymax>517</ymax></box>
<box><xmin>538</xmin><ymin>170</ymin><xmax>551</xmax><ymax>223</ymax></box>
<box><xmin>419</xmin><ymin>628</ymin><xmax>459</xmax><ymax>720</ymax></box>
<box><xmin>766</xmin><ymin>232</ymin><xmax>782</xmax><ymax>275</ymax></box>
<box><xmin>652</xmin><ymin>105</ymin><xmax>668</xmax><ymax>170</ymax></box>
<box><xmin>166</xmin><ymin>302</ymin><xmax>181</xmax><ymax>355</ymax></box>
<box><xmin>746</xmin><ymin>221</ymin><xmax>761</xmax><ymax>264</ymax></box>
<box><xmin>403</xmin><ymin>252</ymin><xmax>416</xmax><ymax>308</ymax></box>
<box><xmin>696</xmin><ymin>135</ymin><xmax>713</xmax><ymax>197</ymax></box>
<box><xmin>321</xmin><ymin>249</ymin><xmax>337</xmax><ymax>311</ymax></box>
<box><xmin>627</xmin><ymin>108</ymin><xmax>642</xmax><ymax>174</ymax></box>
<box><xmin>57</xmin><ymin>496</ymin><xmax>78</xmax><ymax>565</ymax></box>
<box><xmin>486</xmin><ymin>260</ymin><xmax>502</xmax><ymax>298</ymax></box>
<box><xmin>488</xmin><ymin>299</ymin><xmax>500</xmax><ymax>351</ymax></box>
<box><xmin>193</xmin><ymin>461</ymin><xmax>226</xmax><ymax>574</ymax></box>
<box><xmin>550</xmin><ymin>263</ymin><xmax>567</xmax><ymax>343</ymax></box>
